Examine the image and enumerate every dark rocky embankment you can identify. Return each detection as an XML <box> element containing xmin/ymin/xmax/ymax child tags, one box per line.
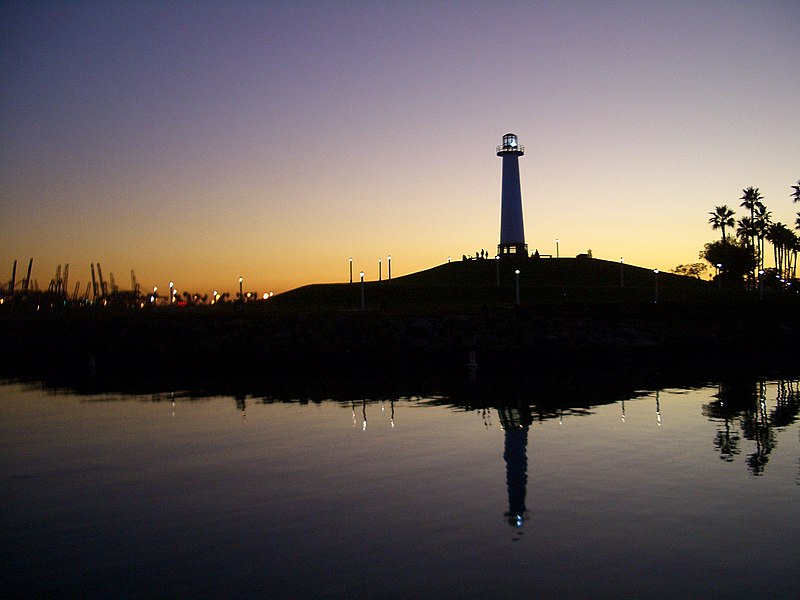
<box><xmin>1</xmin><ymin>299</ymin><xmax>797</xmax><ymax>393</ymax></box>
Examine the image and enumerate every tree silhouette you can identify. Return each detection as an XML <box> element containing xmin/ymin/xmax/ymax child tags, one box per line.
<box><xmin>739</xmin><ymin>187</ymin><xmax>764</xmax><ymax>284</ymax></box>
<box><xmin>791</xmin><ymin>180</ymin><xmax>800</xmax><ymax>204</ymax></box>
<box><xmin>753</xmin><ymin>203</ymin><xmax>772</xmax><ymax>272</ymax></box>
<box><xmin>702</xmin><ymin>238</ymin><xmax>756</xmax><ymax>288</ymax></box>
<box><xmin>708</xmin><ymin>205</ymin><xmax>735</xmax><ymax>240</ymax></box>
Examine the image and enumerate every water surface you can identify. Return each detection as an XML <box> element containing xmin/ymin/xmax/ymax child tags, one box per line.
<box><xmin>1</xmin><ymin>378</ymin><xmax>797</xmax><ymax>598</ymax></box>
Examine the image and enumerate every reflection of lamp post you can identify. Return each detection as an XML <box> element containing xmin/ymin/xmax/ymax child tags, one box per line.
<box><xmin>360</xmin><ymin>271</ymin><xmax>365</xmax><ymax>310</ymax></box>
<box><xmin>556</xmin><ymin>238</ymin><xmax>560</xmax><ymax>259</ymax></box>
<box><xmin>388</xmin><ymin>255</ymin><xmax>392</xmax><ymax>282</ymax></box>
<box><xmin>495</xmin><ymin>255</ymin><xmax>500</xmax><ymax>286</ymax></box>
<box><xmin>653</xmin><ymin>269</ymin><xmax>659</xmax><ymax>304</ymax></box>
<box><xmin>349</xmin><ymin>257</ymin><xmax>353</xmax><ymax>284</ymax></box>
<box><xmin>620</xmin><ymin>257</ymin><xmax>624</xmax><ymax>287</ymax></box>
<box><xmin>515</xmin><ymin>269</ymin><xmax>520</xmax><ymax>305</ymax></box>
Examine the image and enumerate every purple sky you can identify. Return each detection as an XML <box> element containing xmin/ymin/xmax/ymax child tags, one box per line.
<box><xmin>2</xmin><ymin>1</ymin><xmax>798</xmax><ymax>294</ymax></box>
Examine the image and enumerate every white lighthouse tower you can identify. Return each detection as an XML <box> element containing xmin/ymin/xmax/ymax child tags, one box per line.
<box><xmin>497</xmin><ymin>133</ymin><xmax>528</xmax><ymax>258</ymax></box>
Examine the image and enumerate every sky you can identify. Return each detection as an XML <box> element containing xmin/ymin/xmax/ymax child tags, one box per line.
<box><xmin>2</xmin><ymin>1</ymin><xmax>798</xmax><ymax>295</ymax></box>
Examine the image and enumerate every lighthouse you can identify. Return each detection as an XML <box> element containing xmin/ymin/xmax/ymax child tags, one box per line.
<box><xmin>497</xmin><ymin>133</ymin><xmax>528</xmax><ymax>258</ymax></box>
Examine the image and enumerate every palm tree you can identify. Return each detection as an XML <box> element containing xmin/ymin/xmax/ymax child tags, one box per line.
<box><xmin>766</xmin><ymin>222</ymin><xmax>794</xmax><ymax>280</ymax></box>
<box><xmin>739</xmin><ymin>187</ymin><xmax>764</xmax><ymax>285</ymax></box>
<box><xmin>740</xmin><ymin>187</ymin><xmax>763</xmax><ymax>239</ymax></box>
<box><xmin>708</xmin><ymin>205</ymin><xmax>735</xmax><ymax>240</ymax></box>
<box><xmin>791</xmin><ymin>180</ymin><xmax>800</xmax><ymax>204</ymax></box>
<box><xmin>753</xmin><ymin>203</ymin><xmax>772</xmax><ymax>271</ymax></box>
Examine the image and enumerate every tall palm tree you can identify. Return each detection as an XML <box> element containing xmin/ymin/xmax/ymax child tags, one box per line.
<box><xmin>739</xmin><ymin>187</ymin><xmax>763</xmax><ymax>285</ymax></box>
<box><xmin>766</xmin><ymin>222</ymin><xmax>794</xmax><ymax>280</ymax></box>
<box><xmin>708</xmin><ymin>205</ymin><xmax>735</xmax><ymax>240</ymax></box>
<box><xmin>791</xmin><ymin>180</ymin><xmax>800</xmax><ymax>204</ymax></box>
<box><xmin>753</xmin><ymin>203</ymin><xmax>772</xmax><ymax>271</ymax></box>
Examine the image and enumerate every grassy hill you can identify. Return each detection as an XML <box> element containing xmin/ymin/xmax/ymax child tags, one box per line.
<box><xmin>270</xmin><ymin>257</ymin><xmax>714</xmax><ymax>313</ymax></box>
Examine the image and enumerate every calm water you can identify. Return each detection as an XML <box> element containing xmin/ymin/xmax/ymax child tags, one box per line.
<box><xmin>1</xmin><ymin>377</ymin><xmax>798</xmax><ymax>599</ymax></box>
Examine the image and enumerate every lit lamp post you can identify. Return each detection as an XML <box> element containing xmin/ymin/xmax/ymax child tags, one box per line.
<box><xmin>716</xmin><ymin>263</ymin><xmax>722</xmax><ymax>291</ymax></box>
<box><xmin>169</xmin><ymin>281</ymin><xmax>174</xmax><ymax>304</ymax></box>
<box><xmin>239</xmin><ymin>277</ymin><xmax>243</xmax><ymax>302</ymax></box>
<box><xmin>360</xmin><ymin>271</ymin><xmax>365</xmax><ymax>310</ymax></box>
<box><xmin>653</xmin><ymin>269</ymin><xmax>659</xmax><ymax>304</ymax></box>
<box><xmin>495</xmin><ymin>255</ymin><xmax>500</xmax><ymax>287</ymax></box>
<box><xmin>388</xmin><ymin>255</ymin><xmax>392</xmax><ymax>282</ymax></box>
<box><xmin>620</xmin><ymin>257</ymin><xmax>625</xmax><ymax>287</ymax></box>
<box><xmin>515</xmin><ymin>269</ymin><xmax>520</xmax><ymax>306</ymax></box>
<box><xmin>349</xmin><ymin>257</ymin><xmax>353</xmax><ymax>284</ymax></box>
<box><xmin>556</xmin><ymin>238</ymin><xmax>560</xmax><ymax>259</ymax></box>
<box><xmin>759</xmin><ymin>269</ymin><xmax>764</xmax><ymax>300</ymax></box>
<box><xmin>378</xmin><ymin>258</ymin><xmax>382</xmax><ymax>282</ymax></box>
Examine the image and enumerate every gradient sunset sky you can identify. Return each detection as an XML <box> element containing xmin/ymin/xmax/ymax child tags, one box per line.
<box><xmin>2</xmin><ymin>1</ymin><xmax>798</xmax><ymax>295</ymax></box>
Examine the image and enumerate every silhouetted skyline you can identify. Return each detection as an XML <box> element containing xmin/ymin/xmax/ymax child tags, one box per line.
<box><xmin>2</xmin><ymin>2</ymin><xmax>798</xmax><ymax>294</ymax></box>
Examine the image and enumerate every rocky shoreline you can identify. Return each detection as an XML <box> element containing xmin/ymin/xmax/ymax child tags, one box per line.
<box><xmin>1</xmin><ymin>300</ymin><xmax>797</xmax><ymax>392</ymax></box>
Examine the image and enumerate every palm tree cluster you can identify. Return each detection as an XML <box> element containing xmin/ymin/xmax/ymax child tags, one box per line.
<box><xmin>704</xmin><ymin>181</ymin><xmax>800</xmax><ymax>288</ymax></box>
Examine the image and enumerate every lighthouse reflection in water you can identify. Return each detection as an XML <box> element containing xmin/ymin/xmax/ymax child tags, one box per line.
<box><xmin>499</xmin><ymin>402</ymin><xmax>531</xmax><ymax>531</ymax></box>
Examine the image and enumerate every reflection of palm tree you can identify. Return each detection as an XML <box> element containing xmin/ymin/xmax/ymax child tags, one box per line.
<box><xmin>708</xmin><ymin>205</ymin><xmax>735</xmax><ymax>241</ymax></box>
<box><xmin>713</xmin><ymin>418</ymin><xmax>741</xmax><ymax>462</ymax></box>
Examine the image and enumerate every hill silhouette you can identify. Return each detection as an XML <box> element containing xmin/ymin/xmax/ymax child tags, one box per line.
<box><xmin>271</xmin><ymin>257</ymin><xmax>711</xmax><ymax>313</ymax></box>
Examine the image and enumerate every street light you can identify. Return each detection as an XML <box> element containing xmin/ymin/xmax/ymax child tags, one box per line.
<box><xmin>495</xmin><ymin>255</ymin><xmax>500</xmax><ymax>287</ymax></box>
<box><xmin>759</xmin><ymin>269</ymin><xmax>764</xmax><ymax>301</ymax></box>
<box><xmin>654</xmin><ymin>269</ymin><xmax>659</xmax><ymax>304</ymax></box>
<box><xmin>378</xmin><ymin>258</ymin><xmax>382</xmax><ymax>282</ymax></box>
<box><xmin>239</xmin><ymin>276</ymin><xmax>243</xmax><ymax>301</ymax></box>
<box><xmin>620</xmin><ymin>257</ymin><xmax>625</xmax><ymax>287</ymax></box>
<box><xmin>515</xmin><ymin>269</ymin><xmax>520</xmax><ymax>306</ymax></box>
<box><xmin>349</xmin><ymin>257</ymin><xmax>353</xmax><ymax>284</ymax></box>
<box><xmin>388</xmin><ymin>255</ymin><xmax>392</xmax><ymax>282</ymax></box>
<box><xmin>169</xmin><ymin>281</ymin><xmax>174</xmax><ymax>304</ymax></box>
<box><xmin>360</xmin><ymin>271</ymin><xmax>365</xmax><ymax>310</ymax></box>
<box><xmin>556</xmin><ymin>239</ymin><xmax>560</xmax><ymax>259</ymax></box>
<box><xmin>716</xmin><ymin>263</ymin><xmax>722</xmax><ymax>291</ymax></box>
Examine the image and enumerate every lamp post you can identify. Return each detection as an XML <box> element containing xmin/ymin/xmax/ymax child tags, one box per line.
<box><xmin>653</xmin><ymin>269</ymin><xmax>659</xmax><ymax>304</ymax></box>
<box><xmin>349</xmin><ymin>257</ymin><xmax>353</xmax><ymax>284</ymax></box>
<box><xmin>759</xmin><ymin>269</ymin><xmax>764</xmax><ymax>301</ymax></box>
<box><xmin>169</xmin><ymin>281</ymin><xmax>174</xmax><ymax>304</ymax></box>
<box><xmin>447</xmin><ymin>256</ymin><xmax>451</xmax><ymax>263</ymax></box>
<box><xmin>620</xmin><ymin>257</ymin><xmax>625</xmax><ymax>287</ymax></box>
<box><xmin>239</xmin><ymin>276</ymin><xmax>243</xmax><ymax>302</ymax></box>
<box><xmin>388</xmin><ymin>255</ymin><xmax>392</xmax><ymax>282</ymax></box>
<box><xmin>716</xmin><ymin>263</ymin><xmax>722</xmax><ymax>291</ymax></box>
<box><xmin>495</xmin><ymin>255</ymin><xmax>500</xmax><ymax>287</ymax></box>
<box><xmin>378</xmin><ymin>258</ymin><xmax>382</xmax><ymax>282</ymax></box>
<box><xmin>556</xmin><ymin>239</ymin><xmax>560</xmax><ymax>259</ymax></box>
<box><xmin>360</xmin><ymin>271</ymin><xmax>365</xmax><ymax>310</ymax></box>
<box><xmin>515</xmin><ymin>269</ymin><xmax>520</xmax><ymax>306</ymax></box>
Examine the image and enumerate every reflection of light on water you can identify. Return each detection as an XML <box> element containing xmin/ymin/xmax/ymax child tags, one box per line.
<box><xmin>656</xmin><ymin>390</ymin><xmax>661</xmax><ymax>427</ymax></box>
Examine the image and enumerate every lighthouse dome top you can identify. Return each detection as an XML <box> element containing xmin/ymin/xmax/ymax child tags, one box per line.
<box><xmin>497</xmin><ymin>132</ymin><xmax>524</xmax><ymax>155</ymax></box>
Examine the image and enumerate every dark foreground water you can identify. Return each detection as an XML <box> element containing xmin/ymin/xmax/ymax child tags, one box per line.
<box><xmin>1</xmin><ymin>377</ymin><xmax>798</xmax><ymax>599</ymax></box>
